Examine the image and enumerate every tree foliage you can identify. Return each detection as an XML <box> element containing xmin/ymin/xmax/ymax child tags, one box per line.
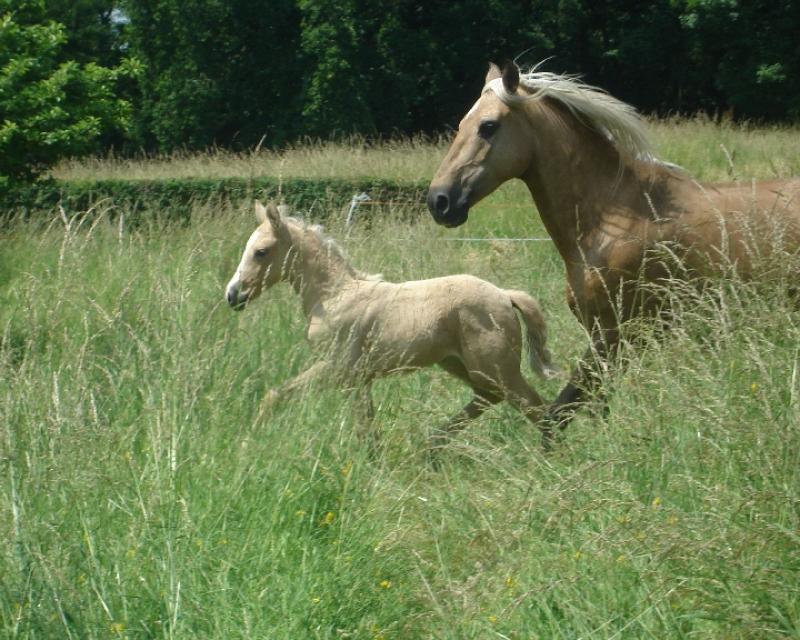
<box><xmin>122</xmin><ymin>0</ymin><xmax>302</xmax><ymax>150</ymax></box>
<box><xmin>3</xmin><ymin>0</ymin><xmax>799</xmax><ymax>160</ymax></box>
<box><xmin>119</xmin><ymin>0</ymin><xmax>799</xmax><ymax>152</ymax></box>
<box><xmin>0</xmin><ymin>0</ymin><xmax>135</xmax><ymax>187</ymax></box>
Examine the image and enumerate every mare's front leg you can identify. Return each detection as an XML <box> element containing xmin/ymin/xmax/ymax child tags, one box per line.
<box><xmin>542</xmin><ymin>325</ymin><xmax>619</xmax><ymax>445</ymax></box>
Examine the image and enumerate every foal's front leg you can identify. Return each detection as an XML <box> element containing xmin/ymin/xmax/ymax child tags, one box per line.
<box><xmin>263</xmin><ymin>360</ymin><xmax>331</xmax><ymax>409</ymax></box>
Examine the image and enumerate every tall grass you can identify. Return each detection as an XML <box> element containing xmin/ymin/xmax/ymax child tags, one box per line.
<box><xmin>52</xmin><ymin>119</ymin><xmax>800</xmax><ymax>184</ymax></box>
<box><xmin>50</xmin><ymin>135</ymin><xmax>450</xmax><ymax>184</ymax></box>
<box><xmin>3</xmin><ymin>126</ymin><xmax>800</xmax><ymax>638</ymax></box>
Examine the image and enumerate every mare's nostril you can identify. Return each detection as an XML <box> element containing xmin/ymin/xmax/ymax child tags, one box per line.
<box><xmin>435</xmin><ymin>193</ymin><xmax>449</xmax><ymax>215</ymax></box>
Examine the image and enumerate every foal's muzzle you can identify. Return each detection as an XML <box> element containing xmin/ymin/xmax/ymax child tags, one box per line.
<box><xmin>226</xmin><ymin>286</ymin><xmax>247</xmax><ymax>311</ymax></box>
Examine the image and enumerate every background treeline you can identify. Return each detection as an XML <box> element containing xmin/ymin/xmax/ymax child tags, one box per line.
<box><xmin>4</xmin><ymin>0</ymin><xmax>800</xmax><ymax>160</ymax></box>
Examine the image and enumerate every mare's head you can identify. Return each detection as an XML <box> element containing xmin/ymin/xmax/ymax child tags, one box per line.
<box><xmin>225</xmin><ymin>201</ymin><xmax>293</xmax><ymax>310</ymax></box>
<box><xmin>427</xmin><ymin>62</ymin><xmax>652</xmax><ymax>228</ymax></box>
<box><xmin>427</xmin><ymin>62</ymin><xmax>532</xmax><ymax>227</ymax></box>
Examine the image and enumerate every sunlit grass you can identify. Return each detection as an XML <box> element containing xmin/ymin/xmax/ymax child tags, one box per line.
<box><xmin>52</xmin><ymin>119</ymin><xmax>800</xmax><ymax>185</ymax></box>
<box><xmin>50</xmin><ymin>135</ymin><xmax>451</xmax><ymax>184</ymax></box>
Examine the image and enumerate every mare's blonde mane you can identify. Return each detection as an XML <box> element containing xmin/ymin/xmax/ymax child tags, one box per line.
<box><xmin>484</xmin><ymin>70</ymin><xmax>655</xmax><ymax>162</ymax></box>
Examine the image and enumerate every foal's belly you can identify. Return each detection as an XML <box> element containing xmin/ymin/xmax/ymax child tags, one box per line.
<box><xmin>354</xmin><ymin>313</ymin><xmax>457</xmax><ymax>373</ymax></box>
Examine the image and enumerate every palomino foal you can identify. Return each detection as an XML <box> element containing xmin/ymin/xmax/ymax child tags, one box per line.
<box><xmin>225</xmin><ymin>202</ymin><xmax>557</xmax><ymax>449</ymax></box>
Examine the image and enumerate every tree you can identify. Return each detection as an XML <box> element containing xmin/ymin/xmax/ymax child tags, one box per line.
<box><xmin>297</xmin><ymin>0</ymin><xmax>373</xmax><ymax>137</ymax></box>
<box><xmin>679</xmin><ymin>0</ymin><xmax>800</xmax><ymax>120</ymax></box>
<box><xmin>123</xmin><ymin>0</ymin><xmax>303</xmax><ymax>151</ymax></box>
<box><xmin>0</xmin><ymin>0</ymin><xmax>136</xmax><ymax>188</ymax></box>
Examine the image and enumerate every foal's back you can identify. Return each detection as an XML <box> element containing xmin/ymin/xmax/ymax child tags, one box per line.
<box><xmin>320</xmin><ymin>275</ymin><xmax>524</xmax><ymax>373</ymax></box>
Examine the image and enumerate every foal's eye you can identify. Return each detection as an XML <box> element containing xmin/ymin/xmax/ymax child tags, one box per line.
<box><xmin>254</xmin><ymin>247</ymin><xmax>268</xmax><ymax>258</ymax></box>
<box><xmin>478</xmin><ymin>119</ymin><xmax>499</xmax><ymax>138</ymax></box>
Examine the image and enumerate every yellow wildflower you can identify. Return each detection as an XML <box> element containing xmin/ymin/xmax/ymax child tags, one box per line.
<box><xmin>379</xmin><ymin>579</ymin><xmax>391</xmax><ymax>589</ymax></box>
<box><xmin>320</xmin><ymin>511</ymin><xmax>335</xmax><ymax>526</ymax></box>
<box><xmin>109</xmin><ymin>622</ymin><xmax>125</xmax><ymax>634</ymax></box>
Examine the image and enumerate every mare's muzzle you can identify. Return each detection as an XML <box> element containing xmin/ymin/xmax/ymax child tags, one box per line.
<box><xmin>427</xmin><ymin>187</ymin><xmax>469</xmax><ymax>227</ymax></box>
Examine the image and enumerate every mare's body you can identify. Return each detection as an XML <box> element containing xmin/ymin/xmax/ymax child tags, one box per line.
<box><xmin>428</xmin><ymin>63</ymin><xmax>800</xmax><ymax>434</ymax></box>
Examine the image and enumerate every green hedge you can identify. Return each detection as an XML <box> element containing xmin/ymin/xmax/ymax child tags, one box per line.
<box><xmin>1</xmin><ymin>176</ymin><xmax>429</xmax><ymax>223</ymax></box>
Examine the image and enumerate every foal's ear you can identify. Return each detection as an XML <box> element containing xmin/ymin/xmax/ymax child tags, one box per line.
<box><xmin>255</xmin><ymin>201</ymin><xmax>268</xmax><ymax>224</ymax></box>
<box><xmin>264</xmin><ymin>201</ymin><xmax>283</xmax><ymax>231</ymax></box>
<box><xmin>486</xmin><ymin>62</ymin><xmax>502</xmax><ymax>84</ymax></box>
<box><xmin>501</xmin><ymin>61</ymin><xmax>520</xmax><ymax>94</ymax></box>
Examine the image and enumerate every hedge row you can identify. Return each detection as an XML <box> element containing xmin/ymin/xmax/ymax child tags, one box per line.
<box><xmin>1</xmin><ymin>176</ymin><xmax>430</xmax><ymax>223</ymax></box>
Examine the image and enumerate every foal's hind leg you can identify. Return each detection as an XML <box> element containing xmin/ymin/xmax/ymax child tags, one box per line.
<box><xmin>429</xmin><ymin>357</ymin><xmax>502</xmax><ymax>452</ymax></box>
<box><xmin>461</xmin><ymin>349</ymin><xmax>549</xmax><ymax>445</ymax></box>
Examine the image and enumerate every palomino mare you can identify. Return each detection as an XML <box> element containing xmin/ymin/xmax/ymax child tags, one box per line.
<box><xmin>225</xmin><ymin>201</ymin><xmax>557</xmax><ymax>448</ymax></box>
<box><xmin>428</xmin><ymin>62</ymin><xmax>800</xmax><ymax>436</ymax></box>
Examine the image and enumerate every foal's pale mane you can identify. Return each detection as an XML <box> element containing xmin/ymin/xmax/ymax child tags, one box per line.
<box><xmin>484</xmin><ymin>70</ymin><xmax>655</xmax><ymax>162</ymax></box>
<box><xmin>285</xmin><ymin>216</ymin><xmax>381</xmax><ymax>281</ymax></box>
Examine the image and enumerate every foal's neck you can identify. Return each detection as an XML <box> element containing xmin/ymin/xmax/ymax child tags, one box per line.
<box><xmin>285</xmin><ymin>226</ymin><xmax>356</xmax><ymax>317</ymax></box>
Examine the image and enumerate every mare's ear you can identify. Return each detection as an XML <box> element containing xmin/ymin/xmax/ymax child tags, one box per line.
<box><xmin>486</xmin><ymin>62</ymin><xmax>502</xmax><ymax>84</ymax></box>
<box><xmin>277</xmin><ymin>203</ymin><xmax>291</xmax><ymax>217</ymax></box>
<box><xmin>501</xmin><ymin>61</ymin><xmax>520</xmax><ymax>94</ymax></box>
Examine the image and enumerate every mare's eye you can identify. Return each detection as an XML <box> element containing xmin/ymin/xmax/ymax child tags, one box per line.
<box><xmin>254</xmin><ymin>247</ymin><xmax>268</xmax><ymax>258</ymax></box>
<box><xmin>478</xmin><ymin>119</ymin><xmax>499</xmax><ymax>138</ymax></box>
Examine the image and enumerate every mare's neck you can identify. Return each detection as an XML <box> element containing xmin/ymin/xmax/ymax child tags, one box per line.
<box><xmin>520</xmin><ymin>100</ymin><xmax>662</xmax><ymax>262</ymax></box>
<box><xmin>284</xmin><ymin>227</ymin><xmax>356</xmax><ymax>317</ymax></box>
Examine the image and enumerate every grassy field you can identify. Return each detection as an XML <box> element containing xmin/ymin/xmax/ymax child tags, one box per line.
<box><xmin>3</xmin><ymin>120</ymin><xmax>800</xmax><ymax>638</ymax></box>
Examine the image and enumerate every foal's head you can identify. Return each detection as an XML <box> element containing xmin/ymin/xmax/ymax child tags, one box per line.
<box><xmin>225</xmin><ymin>201</ymin><xmax>293</xmax><ymax>310</ymax></box>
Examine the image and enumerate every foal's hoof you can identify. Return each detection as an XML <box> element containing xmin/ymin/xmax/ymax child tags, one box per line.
<box><xmin>258</xmin><ymin>389</ymin><xmax>280</xmax><ymax>415</ymax></box>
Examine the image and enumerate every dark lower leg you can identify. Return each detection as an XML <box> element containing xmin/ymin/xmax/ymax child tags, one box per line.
<box><xmin>542</xmin><ymin>335</ymin><xmax>617</xmax><ymax>441</ymax></box>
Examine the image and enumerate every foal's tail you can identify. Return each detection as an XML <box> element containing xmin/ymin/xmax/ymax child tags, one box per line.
<box><xmin>506</xmin><ymin>290</ymin><xmax>559</xmax><ymax>379</ymax></box>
